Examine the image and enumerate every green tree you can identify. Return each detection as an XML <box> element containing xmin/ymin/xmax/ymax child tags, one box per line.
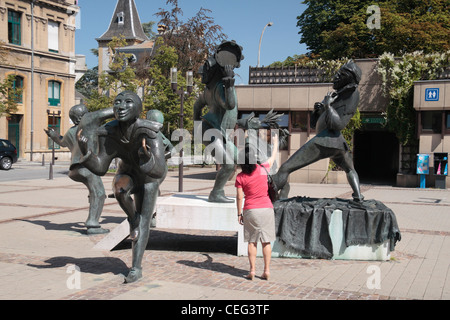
<box><xmin>140</xmin><ymin>37</ymin><xmax>201</xmax><ymax>135</ymax></box>
<box><xmin>155</xmin><ymin>0</ymin><xmax>227</xmax><ymax>73</ymax></box>
<box><xmin>0</xmin><ymin>41</ymin><xmax>21</xmax><ymax>117</ymax></box>
<box><xmin>142</xmin><ymin>21</ymin><xmax>158</xmax><ymax>40</ymax></box>
<box><xmin>75</xmin><ymin>66</ymin><xmax>98</xmax><ymax>100</ymax></box>
<box><xmin>297</xmin><ymin>0</ymin><xmax>450</xmax><ymax>59</ymax></box>
<box><xmin>377</xmin><ymin>51</ymin><xmax>450</xmax><ymax>146</ymax></box>
<box><xmin>0</xmin><ymin>74</ymin><xmax>21</xmax><ymax>117</ymax></box>
<box><xmin>85</xmin><ymin>36</ymin><xmax>141</xmax><ymax>111</ymax></box>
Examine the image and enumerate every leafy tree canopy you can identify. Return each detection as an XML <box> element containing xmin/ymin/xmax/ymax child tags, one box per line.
<box><xmin>155</xmin><ymin>0</ymin><xmax>227</xmax><ymax>74</ymax></box>
<box><xmin>297</xmin><ymin>0</ymin><xmax>450</xmax><ymax>59</ymax></box>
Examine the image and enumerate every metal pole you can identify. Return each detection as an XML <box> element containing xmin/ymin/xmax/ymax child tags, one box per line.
<box><xmin>178</xmin><ymin>92</ymin><xmax>184</xmax><ymax>192</ymax></box>
<box><xmin>257</xmin><ymin>22</ymin><xmax>273</xmax><ymax>68</ymax></box>
<box><xmin>49</xmin><ymin>163</ymin><xmax>53</xmax><ymax>180</ymax></box>
<box><xmin>30</xmin><ymin>0</ymin><xmax>35</xmax><ymax>161</ymax></box>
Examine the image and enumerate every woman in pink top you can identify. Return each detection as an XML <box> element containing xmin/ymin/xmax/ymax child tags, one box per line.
<box><xmin>235</xmin><ymin>132</ymin><xmax>278</xmax><ymax>280</ymax></box>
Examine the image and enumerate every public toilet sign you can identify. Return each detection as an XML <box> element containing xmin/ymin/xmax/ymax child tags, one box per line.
<box><xmin>425</xmin><ymin>88</ymin><xmax>439</xmax><ymax>101</ymax></box>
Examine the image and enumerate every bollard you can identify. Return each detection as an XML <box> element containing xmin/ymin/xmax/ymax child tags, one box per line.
<box><xmin>49</xmin><ymin>163</ymin><xmax>53</xmax><ymax>180</ymax></box>
<box><xmin>42</xmin><ymin>154</ymin><xmax>45</xmax><ymax>166</ymax></box>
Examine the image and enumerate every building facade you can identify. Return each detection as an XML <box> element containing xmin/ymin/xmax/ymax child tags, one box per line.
<box><xmin>236</xmin><ymin>59</ymin><xmax>450</xmax><ymax>187</ymax></box>
<box><xmin>96</xmin><ymin>0</ymin><xmax>151</xmax><ymax>76</ymax></box>
<box><xmin>0</xmin><ymin>0</ymin><xmax>78</xmax><ymax>161</ymax></box>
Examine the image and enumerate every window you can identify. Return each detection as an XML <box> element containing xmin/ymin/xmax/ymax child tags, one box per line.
<box><xmin>48</xmin><ymin>81</ymin><xmax>61</xmax><ymax>106</ymax></box>
<box><xmin>47</xmin><ymin>115</ymin><xmax>61</xmax><ymax>149</ymax></box>
<box><xmin>117</xmin><ymin>12</ymin><xmax>124</xmax><ymax>25</ymax></box>
<box><xmin>8</xmin><ymin>10</ymin><xmax>21</xmax><ymax>45</ymax></box>
<box><xmin>291</xmin><ymin>111</ymin><xmax>311</xmax><ymax>132</ymax></box>
<box><xmin>421</xmin><ymin>111</ymin><xmax>442</xmax><ymax>133</ymax></box>
<box><xmin>12</xmin><ymin>76</ymin><xmax>24</xmax><ymax>103</ymax></box>
<box><xmin>48</xmin><ymin>21</ymin><xmax>59</xmax><ymax>53</ymax></box>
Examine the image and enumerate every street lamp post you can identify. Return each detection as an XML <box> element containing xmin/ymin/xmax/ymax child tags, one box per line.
<box><xmin>30</xmin><ymin>0</ymin><xmax>36</xmax><ymax>161</ymax></box>
<box><xmin>170</xmin><ymin>68</ymin><xmax>194</xmax><ymax>192</ymax></box>
<box><xmin>257</xmin><ymin>22</ymin><xmax>273</xmax><ymax>68</ymax></box>
<box><xmin>47</xmin><ymin>109</ymin><xmax>60</xmax><ymax>165</ymax></box>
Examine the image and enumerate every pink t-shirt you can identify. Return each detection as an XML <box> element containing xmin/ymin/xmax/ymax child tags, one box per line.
<box><xmin>235</xmin><ymin>162</ymin><xmax>273</xmax><ymax>210</ymax></box>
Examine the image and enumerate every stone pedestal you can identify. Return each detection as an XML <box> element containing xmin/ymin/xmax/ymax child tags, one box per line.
<box><xmin>155</xmin><ymin>194</ymin><xmax>246</xmax><ymax>256</ymax></box>
<box><xmin>262</xmin><ymin>209</ymin><xmax>391</xmax><ymax>260</ymax></box>
<box><xmin>267</xmin><ymin>197</ymin><xmax>401</xmax><ymax>261</ymax></box>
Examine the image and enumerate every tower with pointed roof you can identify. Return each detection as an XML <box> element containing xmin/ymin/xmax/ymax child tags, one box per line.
<box><xmin>96</xmin><ymin>0</ymin><xmax>150</xmax><ymax>74</ymax></box>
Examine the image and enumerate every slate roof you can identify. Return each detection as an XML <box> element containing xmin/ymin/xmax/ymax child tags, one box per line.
<box><xmin>96</xmin><ymin>0</ymin><xmax>149</xmax><ymax>42</ymax></box>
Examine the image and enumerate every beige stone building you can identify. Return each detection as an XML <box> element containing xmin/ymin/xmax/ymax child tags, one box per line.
<box><xmin>0</xmin><ymin>0</ymin><xmax>78</xmax><ymax>161</ymax></box>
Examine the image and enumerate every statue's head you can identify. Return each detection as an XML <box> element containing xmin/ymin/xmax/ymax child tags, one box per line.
<box><xmin>198</xmin><ymin>40</ymin><xmax>244</xmax><ymax>84</ymax></box>
<box><xmin>333</xmin><ymin>60</ymin><xmax>362</xmax><ymax>90</ymax></box>
<box><xmin>146</xmin><ymin>109</ymin><xmax>164</xmax><ymax>124</ymax></box>
<box><xmin>69</xmin><ymin>104</ymin><xmax>88</xmax><ymax>125</ymax></box>
<box><xmin>113</xmin><ymin>91</ymin><xmax>142</xmax><ymax>122</ymax></box>
<box><xmin>198</xmin><ymin>56</ymin><xmax>218</xmax><ymax>84</ymax></box>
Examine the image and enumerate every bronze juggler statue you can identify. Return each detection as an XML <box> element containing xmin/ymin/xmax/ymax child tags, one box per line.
<box><xmin>77</xmin><ymin>91</ymin><xmax>167</xmax><ymax>283</ymax></box>
<box><xmin>193</xmin><ymin>40</ymin><xmax>244</xmax><ymax>203</ymax></box>
<box><xmin>272</xmin><ymin>60</ymin><xmax>364</xmax><ymax>202</ymax></box>
<box><xmin>45</xmin><ymin>104</ymin><xmax>108</xmax><ymax>235</ymax></box>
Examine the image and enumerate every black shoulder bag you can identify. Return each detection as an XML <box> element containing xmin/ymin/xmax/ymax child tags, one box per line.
<box><xmin>259</xmin><ymin>164</ymin><xmax>278</xmax><ymax>202</ymax></box>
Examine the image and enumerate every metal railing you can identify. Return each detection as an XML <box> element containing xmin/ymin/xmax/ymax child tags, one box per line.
<box><xmin>249</xmin><ymin>66</ymin><xmax>328</xmax><ymax>85</ymax></box>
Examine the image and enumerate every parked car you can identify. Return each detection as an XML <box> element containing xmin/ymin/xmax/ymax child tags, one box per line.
<box><xmin>0</xmin><ymin>139</ymin><xmax>18</xmax><ymax>170</ymax></box>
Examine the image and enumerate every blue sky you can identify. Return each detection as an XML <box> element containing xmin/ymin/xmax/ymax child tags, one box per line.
<box><xmin>75</xmin><ymin>0</ymin><xmax>308</xmax><ymax>85</ymax></box>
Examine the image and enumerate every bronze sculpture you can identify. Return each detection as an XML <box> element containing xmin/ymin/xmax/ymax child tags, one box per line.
<box><xmin>272</xmin><ymin>60</ymin><xmax>364</xmax><ymax>202</ymax></box>
<box><xmin>77</xmin><ymin>91</ymin><xmax>167</xmax><ymax>283</ymax></box>
<box><xmin>193</xmin><ymin>40</ymin><xmax>244</xmax><ymax>203</ymax></box>
<box><xmin>45</xmin><ymin>104</ymin><xmax>108</xmax><ymax>235</ymax></box>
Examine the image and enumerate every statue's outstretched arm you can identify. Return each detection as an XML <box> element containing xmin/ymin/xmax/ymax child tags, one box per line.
<box><xmin>76</xmin><ymin>108</ymin><xmax>115</xmax><ymax>176</ymax></box>
<box><xmin>323</xmin><ymin>93</ymin><xmax>346</xmax><ymax>131</ymax></box>
<box><xmin>44</xmin><ymin>128</ymin><xmax>65</xmax><ymax>147</ymax></box>
<box><xmin>139</xmin><ymin>134</ymin><xmax>167</xmax><ymax>179</ymax></box>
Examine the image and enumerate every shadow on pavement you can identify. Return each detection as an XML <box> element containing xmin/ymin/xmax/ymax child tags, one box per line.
<box><xmin>114</xmin><ymin>229</ymin><xmax>237</xmax><ymax>255</ymax></box>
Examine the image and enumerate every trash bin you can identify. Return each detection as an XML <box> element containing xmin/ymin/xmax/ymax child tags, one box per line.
<box><xmin>434</xmin><ymin>153</ymin><xmax>448</xmax><ymax>189</ymax></box>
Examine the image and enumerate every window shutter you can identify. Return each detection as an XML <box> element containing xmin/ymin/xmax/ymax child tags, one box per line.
<box><xmin>48</xmin><ymin>21</ymin><xmax>59</xmax><ymax>52</ymax></box>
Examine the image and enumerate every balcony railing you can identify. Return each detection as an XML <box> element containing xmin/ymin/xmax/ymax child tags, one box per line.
<box><xmin>249</xmin><ymin>66</ymin><xmax>329</xmax><ymax>85</ymax></box>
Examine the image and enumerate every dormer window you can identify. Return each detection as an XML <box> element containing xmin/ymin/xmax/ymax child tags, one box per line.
<box><xmin>117</xmin><ymin>12</ymin><xmax>124</xmax><ymax>25</ymax></box>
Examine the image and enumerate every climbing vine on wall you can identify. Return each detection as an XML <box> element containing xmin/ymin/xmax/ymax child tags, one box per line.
<box><xmin>376</xmin><ymin>50</ymin><xmax>450</xmax><ymax>146</ymax></box>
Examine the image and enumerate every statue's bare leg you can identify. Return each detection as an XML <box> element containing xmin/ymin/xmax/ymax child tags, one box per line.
<box><xmin>124</xmin><ymin>181</ymin><xmax>159</xmax><ymax>283</ymax></box>
<box><xmin>206</xmin><ymin>136</ymin><xmax>236</xmax><ymax>203</ymax></box>
<box><xmin>272</xmin><ymin>141</ymin><xmax>323</xmax><ymax>198</ymax></box>
<box><xmin>69</xmin><ymin>167</ymin><xmax>108</xmax><ymax>234</ymax></box>
<box><xmin>332</xmin><ymin>152</ymin><xmax>364</xmax><ymax>202</ymax></box>
<box><xmin>113</xmin><ymin>174</ymin><xmax>139</xmax><ymax>240</ymax></box>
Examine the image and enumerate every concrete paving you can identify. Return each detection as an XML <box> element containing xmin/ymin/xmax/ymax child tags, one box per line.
<box><xmin>0</xmin><ymin>160</ymin><xmax>449</xmax><ymax>303</ymax></box>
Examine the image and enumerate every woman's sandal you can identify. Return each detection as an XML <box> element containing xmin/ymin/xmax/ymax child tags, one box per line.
<box><xmin>245</xmin><ymin>272</ymin><xmax>255</xmax><ymax>280</ymax></box>
<box><xmin>260</xmin><ymin>272</ymin><xmax>270</xmax><ymax>281</ymax></box>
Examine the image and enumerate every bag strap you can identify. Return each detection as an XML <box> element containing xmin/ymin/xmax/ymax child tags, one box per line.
<box><xmin>258</xmin><ymin>163</ymin><xmax>272</xmax><ymax>182</ymax></box>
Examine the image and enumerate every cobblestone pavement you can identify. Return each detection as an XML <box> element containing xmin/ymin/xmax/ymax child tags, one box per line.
<box><xmin>0</xmin><ymin>162</ymin><xmax>449</xmax><ymax>305</ymax></box>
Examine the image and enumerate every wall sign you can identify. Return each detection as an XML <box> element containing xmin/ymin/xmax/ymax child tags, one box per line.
<box><xmin>425</xmin><ymin>88</ymin><xmax>439</xmax><ymax>102</ymax></box>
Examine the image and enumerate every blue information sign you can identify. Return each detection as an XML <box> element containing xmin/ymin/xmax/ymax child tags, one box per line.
<box><xmin>425</xmin><ymin>88</ymin><xmax>439</xmax><ymax>101</ymax></box>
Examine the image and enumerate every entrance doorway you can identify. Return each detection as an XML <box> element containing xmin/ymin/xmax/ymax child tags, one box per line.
<box><xmin>8</xmin><ymin>114</ymin><xmax>22</xmax><ymax>156</ymax></box>
<box><xmin>353</xmin><ymin>130</ymin><xmax>399</xmax><ymax>185</ymax></box>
